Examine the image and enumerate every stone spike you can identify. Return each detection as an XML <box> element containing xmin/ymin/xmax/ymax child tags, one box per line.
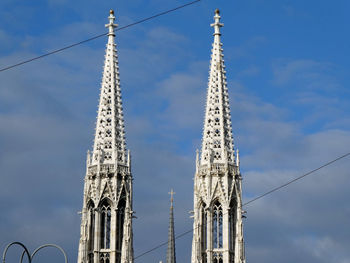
<box><xmin>200</xmin><ymin>9</ymin><xmax>234</xmax><ymax>166</ymax></box>
<box><xmin>91</xmin><ymin>10</ymin><xmax>127</xmax><ymax>165</ymax></box>
<box><xmin>166</xmin><ymin>189</ymin><xmax>176</xmax><ymax>263</ymax></box>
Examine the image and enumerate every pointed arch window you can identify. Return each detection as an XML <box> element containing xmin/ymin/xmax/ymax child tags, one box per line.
<box><xmin>116</xmin><ymin>192</ymin><xmax>126</xmax><ymax>263</ymax></box>
<box><xmin>100</xmin><ymin>200</ymin><xmax>111</xmax><ymax>249</ymax></box>
<box><xmin>213</xmin><ymin>252</ymin><xmax>223</xmax><ymax>263</ymax></box>
<box><xmin>229</xmin><ymin>200</ymin><xmax>237</xmax><ymax>251</ymax></box>
<box><xmin>200</xmin><ymin>203</ymin><xmax>207</xmax><ymax>262</ymax></box>
<box><xmin>87</xmin><ymin>201</ymin><xmax>95</xmax><ymax>263</ymax></box>
<box><xmin>99</xmin><ymin>252</ymin><xmax>110</xmax><ymax>263</ymax></box>
<box><xmin>213</xmin><ymin>201</ymin><xmax>223</xmax><ymax>248</ymax></box>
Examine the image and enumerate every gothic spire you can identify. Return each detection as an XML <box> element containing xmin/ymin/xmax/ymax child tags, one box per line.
<box><xmin>166</xmin><ymin>189</ymin><xmax>176</xmax><ymax>263</ymax></box>
<box><xmin>200</xmin><ymin>9</ymin><xmax>235</xmax><ymax>166</ymax></box>
<box><xmin>77</xmin><ymin>10</ymin><xmax>134</xmax><ymax>263</ymax></box>
<box><xmin>91</xmin><ymin>10</ymin><xmax>127</xmax><ymax>166</ymax></box>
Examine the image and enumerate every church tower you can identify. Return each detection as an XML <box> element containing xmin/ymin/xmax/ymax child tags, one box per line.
<box><xmin>191</xmin><ymin>9</ymin><xmax>245</xmax><ymax>263</ymax></box>
<box><xmin>77</xmin><ymin>10</ymin><xmax>134</xmax><ymax>263</ymax></box>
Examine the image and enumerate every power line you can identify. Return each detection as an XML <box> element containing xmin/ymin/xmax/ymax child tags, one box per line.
<box><xmin>0</xmin><ymin>0</ymin><xmax>201</xmax><ymax>73</ymax></box>
<box><xmin>134</xmin><ymin>228</ymin><xmax>193</xmax><ymax>260</ymax></box>
<box><xmin>133</xmin><ymin>151</ymin><xmax>350</xmax><ymax>261</ymax></box>
<box><xmin>243</xmin><ymin>151</ymin><xmax>350</xmax><ymax>207</ymax></box>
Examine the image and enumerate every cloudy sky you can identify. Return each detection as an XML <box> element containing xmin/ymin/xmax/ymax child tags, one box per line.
<box><xmin>1</xmin><ymin>0</ymin><xmax>350</xmax><ymax>262</ymax></box>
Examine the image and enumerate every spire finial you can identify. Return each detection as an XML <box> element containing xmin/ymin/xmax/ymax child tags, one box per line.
<box><xmin>106</xmin><ymin>9</ymin><xmax>118</xmax><ymax>36</ymax></box>
<box><xmin>211</xmin><ymin>8</ymin><xmax>224</xmax><ymax>36</ymax></box>
<box><xmin>168</xmin><ymin>189</ymin><xmax>175</xmax><ymax>208</ymax></box>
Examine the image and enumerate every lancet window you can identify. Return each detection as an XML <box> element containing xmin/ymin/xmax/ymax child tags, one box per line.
<box><xmin>229</xmin><ymin>199</ymin><xmax>236</xmax><ymax>251</ymax></box>
<box><xmin>213</xmin><ymin>252</ymin><xmax>223</xmax><ymax>263</ymax></box>
<box><xmin>116</xmin><ymin>194</ymin><xmax>126</xmax><ymax>262</ymax></box>
<box><xmin>99</xmin><ymin>252</ymin><xmax>110</xmax><ymax>263</ymax></box>
<box><xmin>213</xmin><ymin>201</ymin><xmax>223</xmax><ymax>248</ymax></box>
<box><xmin>200</xmin><ymin>203</ymin><xmax>207</xmax><ymax>262</ymax></box>
<box><xmin>87</xmin><ymin>201</ymin><xmax>95</xmax><ymax>263</ymax></box>
<box><xmin>100</xmin><ymin>199</ymin><xmax>111</xmax><ymax>249</ymax></box>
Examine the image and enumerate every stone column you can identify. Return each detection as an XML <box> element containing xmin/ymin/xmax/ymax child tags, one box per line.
<box><xmin>207</xmin><ymin>208</ymin><xmax>213</xmax><ymax>263</ymax></box>
<box><xmin>94</xmin><ymin>209</ymin><xmax>100</xmax><ymax>263</ymax></box>
<box><xmin>223</xmin><ymin>207</ymin><xmax>229</xmax><ymax>263</ymax></box>
<box><xmin>110</xmin><ymin>208</ymin><xmax>117</xmax><ymax>263</ymax></box>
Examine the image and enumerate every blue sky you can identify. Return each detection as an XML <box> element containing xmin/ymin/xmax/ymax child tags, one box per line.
<box><xmin>1</xmin><ymin>0</ymin><xmax>350</xmax><ymax>262</ymax></box>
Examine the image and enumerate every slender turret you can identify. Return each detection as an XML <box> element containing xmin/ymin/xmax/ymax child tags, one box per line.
<box><xmin>166</xmin><ymin>189</ymin><xmax>176</xmax><ymax>263</ymax></box>
<box><xmin>77</xmin><ymin>10</ymin><xmax>134</xmax><ymax>263</ymax></box>
<box><xmin>191</xmin><ymin>9</ymin><xmax>245</xmax><ymax>263</ymax></box>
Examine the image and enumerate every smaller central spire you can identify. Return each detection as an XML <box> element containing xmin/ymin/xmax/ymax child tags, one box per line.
<box><xmin>166</xmin><ymin>189</ymin><xmax>176</xmax><ymax>263</ymax></box>
<box><xmin>169</xmin><ymin>189</ymin><xmax>175</xmax><ymax>209</ymax></box>
<box><xmin>106</xmin><ymin>9</ymin><xmax>118</xmax><ymax>36</ymax></box>
<box><xmin>210</xmin><ymin>9</ymin><xmax>223</xmax><ymax>36</ymax></box>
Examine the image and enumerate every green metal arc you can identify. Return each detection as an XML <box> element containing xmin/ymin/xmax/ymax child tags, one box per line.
<box><xmin>2</xmin><ymin>242</ymin><xmax>31</xmax><ymax>263</ymax></box>
<box><xmin>19</xmin><ymin>243</ymin><xmax>67</xmax><ymax>263</ymax></box>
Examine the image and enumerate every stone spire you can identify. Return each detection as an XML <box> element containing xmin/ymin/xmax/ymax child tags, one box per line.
<box><xmin>91</xmin><ymin>9</ymin><xmax>127</xmax><ymax>166</ymax></box>
<box><xmin>77</xmin><ymin>10</ymin><xmax>134</xmax><ymax>263</ymax></box>
<box><xmin>166</xmin><ymin>189</ymin><xmax>176</xmax><ymax>263</ymax></box>
<box><xmin>191</xmin><ymin>10</ymin><xmax>245</xmax><ymax>263</ymax></box>
<box><xmin>200</xmin><ymin>8</ymin><xmax>235</xmax><ymax>166</ymax></box>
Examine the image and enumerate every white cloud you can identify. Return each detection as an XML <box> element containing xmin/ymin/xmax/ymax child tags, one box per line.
<box><xmin>272</xmin><ymin>59</ymin><xmax>333</xmax><ymax>87</ymax></box>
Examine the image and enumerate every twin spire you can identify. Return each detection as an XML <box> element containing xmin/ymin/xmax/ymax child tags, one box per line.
<box><xmin>90</xmin><ymin>8</ymin><xmax>235</xmax><ymax>167</ymax></box>
<box><xmin>86</xmin><ymin>8</ymin><xmax>238</xmax><ymax>263</ymax></box>
<box><xmin>200</xmin><ymin>9</ymin><xmax>236</xmax><ymax>166</ymax></box>
<box><xmin>90</xmin><ymin>10</ymin><xmax>127</xmax><ymax>166</ymax></box>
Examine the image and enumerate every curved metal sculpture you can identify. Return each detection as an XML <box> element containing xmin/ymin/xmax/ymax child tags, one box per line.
<box><xmin>2</xmin><ymin>242</ymin><xmax>67</xmax><ymax>263</ymax></box>
<box><xmin>31</xmin><ymin>244</ymin><xmax>68</xmax><ymax>263</ymax></box>
<box><xmin>2</xmin><ymin>242</ymin><xmax>31</xmax><ymax>263</ymax></box>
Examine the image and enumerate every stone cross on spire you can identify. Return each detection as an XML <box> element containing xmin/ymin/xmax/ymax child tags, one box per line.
<box><xmin>106</xmin><ymin>10</ymin><xmax>118</xmax><ymax>37</ymax></box>
<box><xmin>211</xmin><ymin>9</ymin><xmax>224</xmax><ymax>36</ymax></box>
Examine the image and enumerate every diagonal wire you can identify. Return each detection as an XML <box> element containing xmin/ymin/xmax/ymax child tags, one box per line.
<box><xmin>0</xmin><ymin>0</ymin><xmax>201</xmax><ymax>73</ymax></box>
<box><xmin>242</xmin><ymin>152</ymin><xmax>350</xmax><ymax>207</ymax></box>
<box><xmin>133</xmin><ymin>151</ymin><xmax>350</xmax><ymax>261</ymax></box>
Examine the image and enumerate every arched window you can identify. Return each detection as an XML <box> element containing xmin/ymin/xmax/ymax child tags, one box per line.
<box><xmin>99</xmin><ymin>252</ymin><xmax>110</xmax><ymax>263</ymax></box>
<box><xmin>200</xmin><ymin>203</ymin><xmax>207</xmax><ymax>263</ymax></box>
<box><xmin>213</xmin><ymin>201</ymin><xmax>223</xmax><ymax>248</ymax></box>
<box><xmin>213</xmin><ymin>252</ymin><xmax>223</xmax><ymax>263</ymax></box>
<box><xmin>87</xmin><ymin>201</ymin><xmax>95</xmax><ymax>263</ymax></box>
<box><xmin>100</xmin><ymin>200</ymin><xmax>111</xmax><ymax>249</ymax></box>
<box><xmin>229</xmin><ymin>199</ymin><xmax>236</xmax><ymax>251</ymax></box>
<box><xmin>116</xmin><ymin>193</ymin><xmax>126</xmax><ymax>263</ymax></box>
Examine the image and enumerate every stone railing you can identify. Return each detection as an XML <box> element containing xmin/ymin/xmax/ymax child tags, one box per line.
<box><xmin>197</xmin><ymin>163</ymin><xmax>238</xmax><ymax>176</ymax></box>
<box><xmin>87</xmin><ymin>164</ymin><xmax>129</xmax><ymax>177</ymax></box>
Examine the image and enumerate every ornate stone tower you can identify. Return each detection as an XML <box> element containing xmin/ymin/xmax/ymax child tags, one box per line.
<box><xmin>77</xmin><ymin>10</ymin><xmax>134</xmax><ymax>263</ymax></box>
<box><xmin>191</xmin><ymin>9</ymin><xmax>245</xmax><ymax>263</ymax></box>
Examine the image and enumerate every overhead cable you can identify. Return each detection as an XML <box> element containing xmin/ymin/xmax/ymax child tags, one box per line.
<box><xmin>0</xmin><ymin>0</ymin><xmax>201</xmax><ymax>73</ymax></box>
